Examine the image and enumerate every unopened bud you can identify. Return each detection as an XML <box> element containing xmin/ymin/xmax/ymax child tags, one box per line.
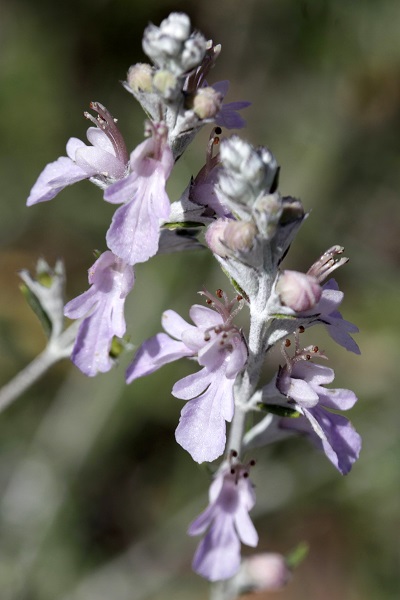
<box><xmin>192</xmin><ymin>86</ymin><xmax>222</xmax><ymax>119</ymax></box>
<box><xmin>276</xmin><ymin>270</ymin><xmax>322</xmax><ymax>312</ymax></box>
<box><xmin>223</xmin><ymin>220</ymin><xmax>257</xmax><ymax>252</ymax></box>
<box><xmin>160</xmin><ymin>12</ymin><xmax>190</xmax><ymax>40</ymax></box>
<box><xmin>205</xmin><ymin>219</ymin><xmax>230</xmax><ymax>257</ymax></box>
<box><xmin>205</xmin><ymin>219</ymin><xmax>257</xmax><ymax>257</ymax></box>
<box><xmin>252</xmin><ymin>192</ymin><xmax>282</xmax><ymax>238</ymax></box>
<box><xmin>143</xmin><ymin>13</ymin><xmax>206</xmax><ymax>75</ymax></box>
<box><xmin>236</xmin><ymin>553</ymin><xmax>291</xmax><ymax>593</ymax></box>
<box><xmin>152</xmin><ymin>70</ymin><xmax>180</xmax><ymax>100</ymax></box>
<box><xmin>126</xmin><ymin>63</ymin><xmax>153</xmax><ymax>93</ymax></box>
<box><xmin>181</xmin><ymin>34</ymin><xmax>207</xmax><ymax>72</ymax></box>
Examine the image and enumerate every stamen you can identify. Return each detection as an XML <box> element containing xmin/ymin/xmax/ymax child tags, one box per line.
<box><xmin>85</xmin><ymin>102</ymin><xmax>129</xmax><ymax>166</ymax></box>
<box><xmin>307</xmin><ymin>245</ymin><xmax>349</xmax><ymax>282</ymax></box>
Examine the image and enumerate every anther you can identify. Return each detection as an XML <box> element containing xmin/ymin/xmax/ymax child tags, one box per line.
<box><xmin>284</xmin><ymin>339</ymin><xmax>291</xmax><ymax>347</ymax></box>
<box><xmin>216</xmin><ymin>289</ymin><xmax>223</xmax><ymax>298</ymax></box>
<box><xmin>249</xmin><ymin>459</ymin><xmax>256</xmax><ymax>466</ymax></box>
<box><xmin>215</xmin><ymin>126</ymin><xmax>222</xmax><ymax>135</ymax></box>
<box><xmin>231</xmin><ymin>449</ymin><xmax>238</xmax><ymax>458</ymax></box>
<box><xmin>299</xmin><ymin>326</ymin><xmax>305</xmax><ymax>333</ymax></box>
<box><xmin>313</xmin><ymin>346</ymin><xmax>319</xmax><ymax>353</ymax></box>
<box><xmin>243</xmin><ymin>471</ymin><xmax>249</xmax><ymax>478</ymax></box>
<box><xmin>206</xmin><ymin>299</ymin><xmax>213</xmax><ymax>305</ymax></box>
<box><xmin>306</xmin><ymin>354</ymin><xmax>311</xmax><ymax>360</ymax></box>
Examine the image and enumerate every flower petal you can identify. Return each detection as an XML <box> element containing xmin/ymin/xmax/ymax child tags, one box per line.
<box><xmin>27</xmin><ymin>157</ymin><xmax>88</xmax><ymax>206</ymax></box>
<box><xmin>172</xmin><ymin>367</ymin><xmax>213</xmax><ymax>400</ymax></box>
<box><xmin>235</xmin><ymin>504</ymin><xmax>258</xmax><ymax>547</ymax></box>
<box><xmin>192</xmin><ymin>518</ymin><xmax>241</xmax><ymax>581</ymax></box>
<box><xmin>75</xmin><ymin>146</ymin><xmax>126</xmax><ymax>179</ymax></box>
<box><xmin>126</xmin><ymin>333</ymin><xmax>191</xmax><ymax>383</ymax></box>
<box><xmin>189</xmin><ymin>305</ymin><xmax>223</xmax><ymax>328</ymax></box>
<box><xmin>161</xmin><ymin>309</ymin><xmax>193</xmax><ymax>340</ymax></box>
<box><xmin>175</xmin><ymin>380</ymin><xmax>227</xmax><ymax>463</ymax></box>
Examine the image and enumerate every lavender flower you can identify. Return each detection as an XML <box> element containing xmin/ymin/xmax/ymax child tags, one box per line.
<box><xmin>126</xmin><ymin>290</ymin><xmax>247</xmax><ymax>463</ymax></box>
<box><xmin>188</xmin><ymin>456</ymin><xmax>258</xmax><ymax>581</ymax></box>
<box><xmin>311</xmin><ymin>279</ymin><xmax>360</xmax><ymax>354</ymax></box>
<box><xmin>27</xmin><ymin>103</ymin><xmax>129</xmax><ymax>206</ymax></box>
<box><xmin>64</xmin><ymin>251</ymin><xmax>134</xmax><ymax>377</ymax></box>
<box><xmin>104</xmin><ymin>121</ymin><xmax>174</xmax><ymax>265</ymax></box>
<box><xmin>276</xmin><ymin>346</ymin><xmax>361</xmax><ymax>474</ymax></box>
<box><xmin>212</xmin><ymin>80</ymin><xmax>251</xmax><ymax>130</ymax></box>
<box><xmin>292</xmin><ymin>248</ymin><xmax>359</xmax><ymax>352</ymax></box>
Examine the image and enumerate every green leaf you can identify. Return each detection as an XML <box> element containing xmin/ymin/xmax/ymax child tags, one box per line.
<box><xmin>19</xmin><ymin>283</ymin><xmax>52</xmax><ymax>338</ymax></box>
<box><xmin>163</xmin><ymin>221</ymin><xmax>204</xmax><ymax>230</ymax></box>
<box><xmin>270</xmin><ymin>312</ymin><xmax>297</xmax><ymax>320</ymax></box>
<box><xmin>257</xmin><ymin>403</ymin><xmax>300</xmax><ymax>418</ymax></box>
<box><xmin>220</xmin><ymin>266</ymin><xmax>250</xmax><ymax>302</ymax></box>
<box><xmin>286</xmin><ymin>542</ymin><xmax>309</xmax><ymax>570</ymax></box>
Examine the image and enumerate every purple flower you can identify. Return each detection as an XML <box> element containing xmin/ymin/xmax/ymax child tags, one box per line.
<box><xmin>188</xmin><ymin>458</ymin><xmax>258</xmax><ymax>581</ymax></box>
<box><xmin>212</xmin><ymin>80</ymin><xmax>251</xmax><ymax>130</ymax></box>
<box><xmin>188</xmin><ymin>131</ymin><xmax>230</xmax><ymax>218</ymax></box>
<box><xmin>27</xmin><ymin>103</ymin><xmax>129</xmax><ymax>206</ymax></box>
<box><xmin>277</xmin><ymin>359</ymin><xmax>361</xmax><ymax>474</ymax></box>
<box><xmin>294</xmin><ymin>248</ymin><xmax>359</xmax><ymax>354</ymax></box>
<box><xmin>104</xmin><ymin>122</ymin><xmax>174</xmax><ymax>265</ymax></box>
<box><xmin>64</xmin><ymin>251</ymin><xmax>134</xmax><ymax>377</ymax></box>
<box><xmin>313</xmin><ymin>279</ymin><xmax>360</xmax><ymax>354</ymax></box>
<box><xmin>126</xmin><ymin>291</ymin><xmax>247</xmax><ymax>463</ymax></box>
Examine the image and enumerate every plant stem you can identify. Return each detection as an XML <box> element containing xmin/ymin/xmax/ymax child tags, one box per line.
<box><xmin>0</xmin><ymin>322</ymin><xmax>79</xmax><ymax>413</ymax></box>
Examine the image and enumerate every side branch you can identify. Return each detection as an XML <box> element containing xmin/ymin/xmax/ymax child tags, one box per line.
<box><xmin>0</xmin><ymin>322</ymin><xmax>79</xmax><ymax>413</ymax></box>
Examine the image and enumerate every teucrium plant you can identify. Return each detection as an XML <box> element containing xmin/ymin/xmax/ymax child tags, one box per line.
<box><xmin>1</xmin><ymin>11</ymin><xmax>361</xmax><ymax>597</ymax></box>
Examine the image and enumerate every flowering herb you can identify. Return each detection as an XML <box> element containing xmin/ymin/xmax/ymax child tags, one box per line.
<box><xmin>14</xmin><ymin>10</ymin><xmax>362</xmax><ymax>593</ymax></box>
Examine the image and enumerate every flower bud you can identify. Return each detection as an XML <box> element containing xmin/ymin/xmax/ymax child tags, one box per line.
<box><xmin>152</xmin><ymin>70</ymin><xmax>180</xmax><ymax>100</ymax></box>
<box><xmin>192</xmin><ymin>86</ymin><xmax>222</xmax><ymax>119</ymax></box>
<box><xmin>236</xmin><ymin>553</ymin><xmax>291</xmax><ymax>593</ymax></box>
<box><xmin>143</xmin><ymin>13</ymin><xmax>206</xmax><ymax>75</ymax></box>
<box><xmin>276</xmin><ymin>270</ymin><xmax>322</xmax><ymax>312</ymax></box>
<box><xmin>252</xmin><ymin>192</ymin><xmax>282</xmax><ymax>238</ymax></box>
<box><xmin>205</xmin><ymin>219</ymin><xmax>230</xmax><ymax>257</ymax></box>
<box><xmin>205</xmin><ymin>219</ymin><xmax>257</xmax><ymax>257</ymax></box>
<box><xmin>126</xmin><ymin>63</ymin><xmax>153</xmax><ymax>93</ymax></box>
<box><xmin>217</xmin><ymin>137</ymin><xmax>280</xmax><ymax>217</ymax></box>
<box><xmin>160</xmin><ymin>12</ymin><xmax>190</xmax><ymax>40</ymax></box>
<box><xmin>223</xmin><ymin>220</ymin><xmax>257</xmax><ymax>252</ymax></box>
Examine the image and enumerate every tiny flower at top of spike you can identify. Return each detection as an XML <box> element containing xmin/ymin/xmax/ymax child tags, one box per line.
<box><xmin>27</xmin><ymin>103</ymin><xmax>129</xmax><ymax>206</ymax></box>
<box><xmin>188</xmin><ymin>453</ymin><xmax>258</xmax><ymax>581</ymax></box>
<box><xmin>276</xmin><ymin>335</ymin><xmax>361</xmax><ymax>474</ymax></box>
<box><xmin>104</xmin><ymin>121</ymin><xmax>174</xmax><ymax>266</ymax></box>
<box><xmin>64</xmin><ymin>251</ymin><xmax>134</xmax><ymax>377</ymax></box>
<box><xmin>126</xmin><ymin>290</ymin><xmax>247</xmax><ymax>463</ymax></box>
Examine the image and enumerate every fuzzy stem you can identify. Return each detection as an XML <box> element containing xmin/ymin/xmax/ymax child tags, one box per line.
<box><xmin>227</xmin><ymin>308</ymin><xmax>269</xmax><ymax>456</ymax></box>
<box><xmin>0</xmin><ymin>322</ymin><xmax>79</xmax><ymax>413</ymax></box>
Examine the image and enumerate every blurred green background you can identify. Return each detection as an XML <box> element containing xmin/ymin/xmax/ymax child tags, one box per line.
<box><xmin>0</xmin><ymin>1</ymin><xmax>399</xmax><ymax>599</ymax></box>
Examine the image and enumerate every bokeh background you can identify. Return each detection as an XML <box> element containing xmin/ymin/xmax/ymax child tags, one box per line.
<box><xmin>1</xmin><ymin>1</ymin><xmax>399</xmax><ymax>599</ymax></box>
